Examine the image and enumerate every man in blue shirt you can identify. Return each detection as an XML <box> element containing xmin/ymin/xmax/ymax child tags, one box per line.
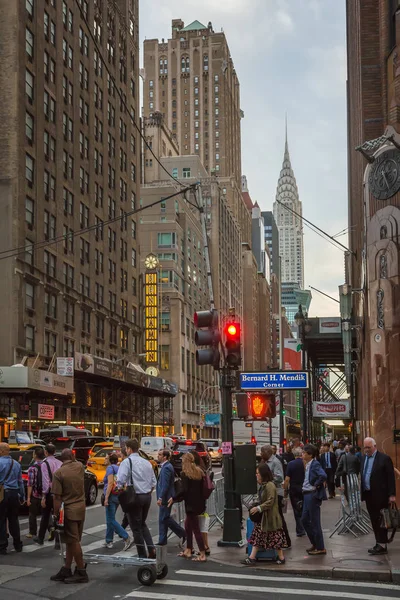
<box><xmin>0</xmin><ymin>443</ymin><xmax>25</xmax><ymax>554</ymax></box>
<box><xmin>283</xmin><ymin>447</ymin><xmax>306</xmax><ymax>537</ymax></box>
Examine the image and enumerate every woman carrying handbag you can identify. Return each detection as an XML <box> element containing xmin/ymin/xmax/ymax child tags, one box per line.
<box><xmin>242</xmin><ymin>463</ymin><xmax>286</xmax><ymax>565</ymax></box>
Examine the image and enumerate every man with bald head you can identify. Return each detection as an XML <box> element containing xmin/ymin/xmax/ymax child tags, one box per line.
<box><xmin>0</xmin><ymin>442</ymin><xmax>24</xmax><ymax>554</ymax></box>
<box><xmin>361</xmin><ymin>437</ymin><xmax>396</xmax><ymax>555</ymax></box>
<box><xmin>50</xmin><ymin>448</ymin><xmax>88</xmax><ymax>583</ymax></box>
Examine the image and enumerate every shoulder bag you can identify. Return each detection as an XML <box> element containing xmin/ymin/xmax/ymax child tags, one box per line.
<box><xmin>202</xmin><ymin>472</ymin><xmax>215</xmax><ymax>500</ymax></box>
<box><xmin>380</xmin><ymin>502</ymin><xmax>400</xmax><ymax>543</ymax></box>
<box><xmin>0</xmin><ymin>459</ymin><xmax>15</xmax><ymax>503</ymax></box>
<box><xmin>118</xmin><ymin>458</ymin><xmax>136</xmax><ymax>512</ymax></box>
<box><xmin>249</xmin><ymin>485</ymin><xmax>263</xmax><ymax>524</ymax></box>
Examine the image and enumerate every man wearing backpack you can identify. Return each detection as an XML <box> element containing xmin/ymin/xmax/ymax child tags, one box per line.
<box><xmin>33</xmin><ymin>444</ymin><xmax>62</xmax><ymax>546</ymax></box>
<box><xmin>27</xmin><ymin>446</ymin><xmax>45</xmax><ymax>539</ymax></box>
<box><xmin>0</xmin><ymin>442</ymin><xmax>24</xmax><ymax>554</ymax></box>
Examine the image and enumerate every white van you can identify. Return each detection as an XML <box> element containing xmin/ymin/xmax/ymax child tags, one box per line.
<box><xmin>140</xmin><ymin>436</ymin><xmax>173</xmax><ymax>460</ymax></box>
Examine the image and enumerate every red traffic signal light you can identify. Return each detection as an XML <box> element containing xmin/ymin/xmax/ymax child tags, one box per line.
<box><xmin>224</xmin><ymin>321</ymin><xmax>241</xmax><ymax>367</ymax></box>
<box><xmin>249</xmin><ymin>393</ymin><xmax>276</xmax><ymax>420</ymax></box>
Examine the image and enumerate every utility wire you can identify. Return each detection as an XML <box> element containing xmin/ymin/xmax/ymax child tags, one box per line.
<box><xmin>74</xmin><ymin>0</ymin><xmax>186</xmax><ymax>190</ymax></box>
<box><xmin>0</xmin><ymin>186</ymin><xmax>194</xmax><ymax>262</ymax></box>
<box><xmin>275</xmin><ymin>198</ymin><xmax>354</xmax><ymax>254</ymax></box>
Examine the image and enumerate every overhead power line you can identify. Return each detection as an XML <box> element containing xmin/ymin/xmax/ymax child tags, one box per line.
<box><xmin>74</xmin><ymin>0</ymin><xmax>186</xmax><ymax>190</ymax></box>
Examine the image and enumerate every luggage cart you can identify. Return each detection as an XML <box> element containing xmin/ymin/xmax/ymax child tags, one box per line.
<box><xmin>56</xmin><ymin>531</ymin><xmax>168</xmax><ymax>587</ymax></box>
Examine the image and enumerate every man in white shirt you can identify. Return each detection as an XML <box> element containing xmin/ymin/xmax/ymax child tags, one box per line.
<box><xmin>117</xmin><ymin>439</ymin><xmax>156</xmax><ymax>558</ymax></box>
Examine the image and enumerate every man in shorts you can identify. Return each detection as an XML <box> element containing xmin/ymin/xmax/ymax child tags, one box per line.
<box><xmin>50</xmin><ymin>449</ymin><xmax>88</xmax><ymax>584</ymax></box>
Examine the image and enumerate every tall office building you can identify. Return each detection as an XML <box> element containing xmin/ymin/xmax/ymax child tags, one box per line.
<box><xmin>143</xmin><ymin>19</ymin><xmax>251</xmax><ymax>243</ymax></box>
<box><xmin>0</xmin><ymin>0</ymin><xmax>140</xmax><ymax>366</ymax></box>
<box><xmin>262</xmin><ymin>211</ymin><xmax>280</xmax><ymax>279</ymax></box>
<box><xmin>273</xmin><ymin>130</ymin><xmax>304</xmax><ymax>288</ymax></box>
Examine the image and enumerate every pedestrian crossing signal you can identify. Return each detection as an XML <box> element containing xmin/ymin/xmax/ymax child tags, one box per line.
<box><xmin>249</xmin><ymin>393</ymin><xmax>276</xmax><ymax>420</ymax></box>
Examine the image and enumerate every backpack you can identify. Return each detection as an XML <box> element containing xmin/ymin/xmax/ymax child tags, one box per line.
<box><xmin>32</xmin><ymin>463</ymin><xmax>43</xmax><ymax>496</ymax></box>
<box><xmin>110</xmin><ymin>465</ymin><xmax>121</xmax><ymax>496</ymax></box>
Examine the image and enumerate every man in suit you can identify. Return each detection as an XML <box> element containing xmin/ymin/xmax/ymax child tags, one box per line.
<box><xmin>320</xmin><ymin>443</ymin><xmax>337</xmax><ymax>499</ymax></box>
<box><xmin>301</xmin><ymin>444</ymin><xmax>327</xmax><ymax>555</ymax></box>
<box><xmin>157</xmin><ymin>450</ymin><xmax>186</xmax><ymax>546</ymax></box>
<box><xmin>283</xmin><ymin>447</ymin><xmax>306</xmax><ymax>537</ymax></box>
<box><xmin>361</xmin><ymin>437</ymin><xmax>396</xmax><ymax>555</ymax></box>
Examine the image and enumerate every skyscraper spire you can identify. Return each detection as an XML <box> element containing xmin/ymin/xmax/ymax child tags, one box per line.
<box><xmin>273</xmin><ymin>125</ymin><xmax>304</xmax><ymax>289</ymax></box>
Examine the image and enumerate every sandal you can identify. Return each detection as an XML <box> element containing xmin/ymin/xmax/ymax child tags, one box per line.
<box><xmin>205</xmin><ymin>547</ymin><xmax>211</xmax><ymax>556</ymax></box>
<box><xmin>177</xmin><ymin>551</ymin><xmax>192</xmax><ymax>559</ymax></box>
<box><xmin>241</xmin><ymin>557</ymin><xmax>256</xmax><ymax>565</ymax></box>
<box><xmin>192</xmin><ymin>555</ymin><xmax>207</xmax><ymax>562</ymax></box>
<box><xmin>276</xmin><ymin>558</ymin><xmax>286</xmax><ymax>565</ymax></box>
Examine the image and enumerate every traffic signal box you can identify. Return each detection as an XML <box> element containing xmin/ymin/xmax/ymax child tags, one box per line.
<box><xmin>194</xmin><ymin>309</ymin><xmax>221</xmax><ymax>369</ymax></box>
<box><xmin>224</xmin><ymin>321</ymin><xmax>241</xmax><ymax>368</ymax></box>
<box><xmin>236</xmin><ymin>392</ymin><xmax>276</xmax><ymax>420</ymax></box>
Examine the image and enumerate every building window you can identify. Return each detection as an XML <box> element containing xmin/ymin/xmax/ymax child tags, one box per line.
<box><xmin>96</xmin><ymin>315</ymin><xmax>105</xmax><ymax>339</ymax></box>
<box><xmin>26</xmin><ymin>0</ymin><xmax>34</xmax><ymax>18</ymax></box>
<box><xmin>161</xmin><ymin>345</ymin><xmax>170</xmax><ymax>370</ymax></box>
<box><xmin>63</xmin><ymin>263</ymin><xmax>74</xmax><ymax>287</ymax></box>
<box><xmin>120</xmin><ymin>327</ymin><xmax>128</xmax><ymax>350</ymax></box>
<box><xmin>45</xmin><ymin>292</ymin><xmax>57</xmax><ymax>318</ymax></box>
<box><xmin>63</xmin><ymin>338</ymin><xmax>75</xmax><ymax>357</ymax></box>
<box><xmin>25</xmin><ymin>69</ymin><xmax>34</xmax><ymax>102</ymax></box>
<box><xmin>25</xmin><ymin>282</ymin><xmax>34</xmax><ymax>309</ymax></box>
<box><xmin>25</xmin><ymin>154</ymin><xmax>34</xmax><ymax>186</ymax></box>
<box><xmin>25</xmin><ymin>197</ymin><xmax>34</xmax><ymax>228</ymax></box>
<box><xmin>157</xmin><ymin>232</ymin><xmax>176</xmax><ymax>248</ymax></box>
<box><xmin>80</xmin><ymin>273</ymin><xmax>90</xmax><ymax>297</ymax></box>
<box><xmin>25</xmin><ymin>325</ymin><xmax>35</xmax><ymax>351</ymax></box>
<box><xmin>26</xmin><ymin>27</ymin><xmax>34</xmax><ymax>59</ymax></box>
<box><xmin>44</xmin><ymin>331</ymin><xmax>57</xmax><ymax>357</ymax></box>
<box><xmin>203</xmin><ymin>54</ymin><xmax>209</xmax><ymax>71</ymax></box>
<box><xmin>81</xmin><ymin>307</ymin><xmax>91</xmax><ymax>334</ymax></box>
<box><xmin>182</xmin><ymin>167</ymin><xmax>191</xmax><ymax>178</ymax></box>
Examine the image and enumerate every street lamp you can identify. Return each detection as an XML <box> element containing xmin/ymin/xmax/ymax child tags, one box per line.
<box><xmin>294</xmin><ymin>305</ymin><xmax>312</xmax><ymax>441</ymax></box>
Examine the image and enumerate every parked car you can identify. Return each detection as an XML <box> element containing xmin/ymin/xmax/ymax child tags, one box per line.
<box><xmin>200</xmin><ymin>438</ymin><xmax>222</xmax><ymax>465</ymax></box>
<box><xmin>10</xmin><ymin>449</ymin><xmax>98</xmax><ymax>508</ymax></box>
<box><xmin>87</xmin><ymin>447</ymin><xmax>159</xmax><ymax>483</ymax></box>
<box><xmin>170</xmin><ymin>440</ymin><xmax>211</xmax><ymax>476</ymax></box>
<box><xmin>39</xmin><ymin>426</ymin><xmax>92</xmax><ymax>442</ymax></box>
<box><xmin>140</xmin><ymin>436</ymin><xmax>174</xmax><ymax>461</ymax></box>
<box><xmin>52</xmin><ymin>436</ymin><xmax>107</xmax><ymax>465</ymax></box>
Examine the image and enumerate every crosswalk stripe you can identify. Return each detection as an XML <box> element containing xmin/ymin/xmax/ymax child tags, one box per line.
<box><xmin>127</xmin><ymin>594</ymin><xmax>229</xmax><ymax>600</ymax></box>
<box><xmin>156</xmin><ymin>579</ymin><xmax>398</xmax><ymax>600</ymax></box>
<box><xmin>176</xmin><ymin>569</ymin><xmax>400</xmax><ymax>592</ymax></box>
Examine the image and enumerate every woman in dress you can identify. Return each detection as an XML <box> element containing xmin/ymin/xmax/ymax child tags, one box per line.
<box><xmin>242</xmin><ymin>463</ymin><xmax>286</xmax><ymax>565</ymax></box>
<box><xmin>168</xmin><ymin>452</ymin><xmax>206</xmax><ymax>562</ymax></box>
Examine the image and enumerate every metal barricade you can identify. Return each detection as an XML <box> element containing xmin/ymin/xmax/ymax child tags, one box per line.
<box><xmin>168</xmin><ymin>477</ymin><xmax>225</xmax><ymax>535</ymax></box>
<box><xmin>330</xmin><ymin>473</ymin><xmax>372</xmax><ymax>538</ymax></box>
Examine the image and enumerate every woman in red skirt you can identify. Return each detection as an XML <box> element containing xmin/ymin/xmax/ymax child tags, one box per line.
<box><xmin>242</xmin><ymin>463</ymin><xmax>286</xmax><ymax>565</ymax></box>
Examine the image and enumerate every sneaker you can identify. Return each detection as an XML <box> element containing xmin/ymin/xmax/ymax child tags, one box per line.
<box><xmin>308</xmin><ymin>549</ymin><xmax>327</xmax><ymax>555</ymax></box>
<box><xmin>25</xmin><ymin>533</ymin><xmax>33</xmax><ymax>539</ymax></box>
<box><xmin>306</xmin><ymin>546</ymin><xmax>316</xmax><ymax>554</ymax></box>
<box><xmin>32</xmin><ymin>536</ymin><xmax>43</xmax><ymax>546</ymax></box>
<box><xmin>369</xmin><ymin>545</ymin><xmax>387</xmax><ymax>555</ymax></box>
<box><xmin>104</xmin><ymin>542</ymin><xmax>113</xmax><ymax>549</ymax></box>
<box><xmin>368</xmin><ymin>544</ymin><xmax>380</xmax><ymax>554</ymax></box>
<box><xmin>50</xmin><ymin>567</ymin><xmax>72</xmax><ymax>582</ymax></box>
<box><xmin>123</xmin><ymin>536</ymin><xmax>134</xmax><ymax>551</ymax></box>
<box><xmin>64</xmin><ymin>568</ymin><xmax>89</xmax><ymax>584</ymax></box>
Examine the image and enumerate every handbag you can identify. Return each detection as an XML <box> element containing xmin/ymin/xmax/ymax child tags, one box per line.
<box><xmin>118</xmin><ymin>457</ymin><xmax>137</xmax><ymax>513</ymax></box>
<box><xmin>202</xmin><ymin>472</ymin><xmax>215</xmax><ymax>500</ymax></box>
<box><xmin>249</xmin><ymin>501</ymin><xmax>262</xmax><ymax>523</ymax></box>
<box><xmin>380</xmin><ymin>502</ymin><xmax>399</xmax><ymax>543</ymax></box>
<box><xmin>0</xmin><ymin>459</ymin><xmax>15</xmax><ymax>503</ymax></box>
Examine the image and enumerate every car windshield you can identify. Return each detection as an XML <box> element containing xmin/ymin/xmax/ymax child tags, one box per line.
<box><xmin>173</xmin><ymin>442</ymin><xmax>205</xmax><ymax>453</ymax></box>
<box><xmin>202</xmin><ymin>440</ymin><xmax>219</xmax><ymax>448</ymax></box>
<box><xmin>10</xmin><ymin>450</ymin><xmax>34</xmax><ymax>470</ymax></box>
<box><xmin>94</xmin><ymin>448</ymin><xmax>116</xmax><ymax>458</ymax></box>
<box><xmin>53</xmin><ymin>439</ymin><xmax>73</xmax><ymax>452</ymax></box>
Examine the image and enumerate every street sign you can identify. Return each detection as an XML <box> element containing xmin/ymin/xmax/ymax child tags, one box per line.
<box><xmin>57</xmin><ymin>357</ymin><xmax>74</xmax><ymax>377</ymax></box>
<box><xmin>221</xmin><ymin>441</ymin><xmax>232</xmax><ymax>455</ymax></box>
<box><xmin>199</xmin><ymin>420</ymin><xmax>204</xmax><ymax>427</ymax></box>
<box><xmin>240</xmin><ymin>372</ymin><xmax>309</xmax><ymax>390</ymax></box>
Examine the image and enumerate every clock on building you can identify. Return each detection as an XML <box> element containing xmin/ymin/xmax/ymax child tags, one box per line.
<box><xmin>144</xmin><ymin>253</ymin><xmax>159</xmax><ymax>270</ymax></box>
<box><xmin>145</xmin><ymin>366</ymin><xmax>159</xmax><ymax>377</ymax></box>
<box><xmin>368</xmin><ymin>148</ymin><xmax>400</xmax><ymax>200</ymax></box>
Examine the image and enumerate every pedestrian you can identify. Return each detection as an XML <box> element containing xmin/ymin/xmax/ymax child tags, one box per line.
<box><xmin>116</xmin><ymin>438</ymin><xmax>156</xmax><ymax>559</ymax></box>
<box><xmin>50</xmin><ymin>449</ymin><xmax>88</xmax><ymax>584</ymax></box>
<box><xmin>168</xmin><ymin>452</ymin><xmax>207</xmax><ymax>562</ymax></box>
<box><xmin>260</xmin><ymin>445</ymin><xmax>291</xmax><ymax>548</ymax></box>
<box><xmin>361</xmin><ymin>437</ymin><xmax>396</xmax><ymax>555</ymax></box>
<box><xmin>191</xmin><ymin>450</ymin><xmax>210</xmax><ymax>555</ymax></box>
<box><xmin>335</xmin><ymin>444</ymin><xmax>360</xmax><ymax>496</ymax></box>
<box><xmin>0</xmin><ymin>442</ymin><xmax>24</xmax><ymax>555</ymax></box>
<box><xmin>355</xmin><ymin>446</ymin><xmax>362</xmax><ymax>461</ymax></box>
<box><xmin>157</xmin><ymin>449</ymin><xmax>186</xmax><ymax>546</ymax></box>
<box><xmin>242</xmin><ymin>463</ymin><xmax>286</xmax><ymax>565</ymax></box>
<box><xmin>33</xmin><ymin>443</ymin><xmax>62</xmax><ymax>545</ymax></box>
<box><xmin>301</xmin><ymin>443</ymin><xmax>327</xmax><ymax>556</ymax></box>
<box><xmin>335</xmin><ymin>442</ymin><xmax>345</xmax><ymax>460</ymax></box>
<box><xmin>283</xmin><ymin>447</ymin><xmax>306</xmax><ymax>537</ymax></box>
<box><xmin>103</xmin><ymin>453</ymin><xmax>133</xmax><ymax>550</ymax></box>
<box><xmin>319</xmin><ymin>443</ymin><xmax>337</xmax><ymax>499</ymax></box>
<box><xmin>118</xmin><ymin>447</ymin><xmax>129</xmax><ymax>531</ymax></box>
<box><xmin>27</xmin><ymin>446</ymin><xmax>45</xmax><ymax>539</ymax></box>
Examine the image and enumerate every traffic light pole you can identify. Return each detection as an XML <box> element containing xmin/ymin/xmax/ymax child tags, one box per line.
<box><xmin>218</xmin><ymin>367</ymin><xmax>244</xmax><ymax>547</ymax></box>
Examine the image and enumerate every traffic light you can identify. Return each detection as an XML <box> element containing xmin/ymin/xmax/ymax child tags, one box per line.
<box><xmin>224</xmin><ymin>321</ymin><xmax>241</xmax><ymax>367</ymax></box>
<box><xmin>194</xmin><ymin>309</ymin><xmax>221</xmax><ymax>369</ymax></box>
<box><xmin>282</xmin><ymin>408</ymin><xmax>287</xmax><ymax>416</ymax></box>
<box><xmin>249</xmin><ymin>393</ymin><xmax>276</xmax><ymax>420</ymax></box>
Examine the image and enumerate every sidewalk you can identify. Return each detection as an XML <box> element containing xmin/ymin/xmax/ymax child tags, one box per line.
<box><xmin>207</xmin><ymin>496</ymin><xmax>400</xmax><ymax>583</ymax></box>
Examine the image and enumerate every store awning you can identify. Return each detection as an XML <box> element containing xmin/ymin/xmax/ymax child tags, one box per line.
<box><xmin>0</xmin><ymin>366</ymin><xmax>73</xmax><ymax>396</ymax></box>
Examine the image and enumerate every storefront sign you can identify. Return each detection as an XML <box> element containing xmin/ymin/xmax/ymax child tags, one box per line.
<box><xmin>240</xmin><ymin>372</ymin><xmax>309</xmax><ymax>390</ymax></box>
<box><xmin>319</xmin><ymin>318</ymin><xmax>341</xmax><ymax>334</ymax></box>
<box><xmin>0</xmin><ymin>367</ymin><xmax>29</xmax><ymax>389</ymax></box>
<box><xmin>144</xmin><ymin>271</ymin><xmax>158</xmax><ymax>364</ymax></box>
<box><xmin>29</xmin><ymin>369</ymin><xmax>73</xmax><ymax>396</ymax></box>
<box><xmin>205</xmin><ymin>413</ymin><xmax>221</xmax><ymax>426</ymax></box>
<box><xmin>312</xmin><ymin>401</ymin><xmax>350</xmax><ymax>418</ymax></box>
<box><xmin>75</xmin><ymin>353</ymin><xmax>112</xmax><ymax>377</ymax></box>
<box><xmin>57</xmin><ymin>357</ymin><xmax>74</xmax><ymax>377</ymax></box>
<box><xmin>38</xmin><ymin>403</ymin><xmax>55</xmax><ymax>420</ymax></box>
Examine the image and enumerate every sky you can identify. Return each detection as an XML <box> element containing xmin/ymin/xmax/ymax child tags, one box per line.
<box><xmin>140</xmin><ymin>0</ymin><xmax>347</xmax><ymax>318</ymax></box>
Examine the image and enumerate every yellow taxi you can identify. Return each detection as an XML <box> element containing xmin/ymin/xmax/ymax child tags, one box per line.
<box><xmin>88</xmin><ymin>441</ymin><xmax>113</xmax><ymax>459</ymax></box>
<box><xmin>8</xmin><ymin>443</ymin><xmax>44</xmax><ymax>452</ymax></box>
<box><xmin>87</xmin><ymin>447</ymin><xmax>159</xmax><ymax>483</ymax></box>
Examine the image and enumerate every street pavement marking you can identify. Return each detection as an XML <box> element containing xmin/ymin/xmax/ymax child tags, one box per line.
<box><xmin>156</xmin><ymin>579</ymin><xmax>399</xmax><ymax>600</ymax></box>
<box><xmin>127</xmin><ymin>594</ymin><xmax>233</xmax><ymax>600</ymax></box>
<box><xmin>176</xmin><ymin>569</ymin><xmax>400</xmax><ymax>592</ymax></box>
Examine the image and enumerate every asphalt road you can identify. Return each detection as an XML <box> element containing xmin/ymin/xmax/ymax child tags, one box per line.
<box><xmin>1</xmin><ymin>467</ymin><xmax>399</xmax><ymax>600</ymax></box>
